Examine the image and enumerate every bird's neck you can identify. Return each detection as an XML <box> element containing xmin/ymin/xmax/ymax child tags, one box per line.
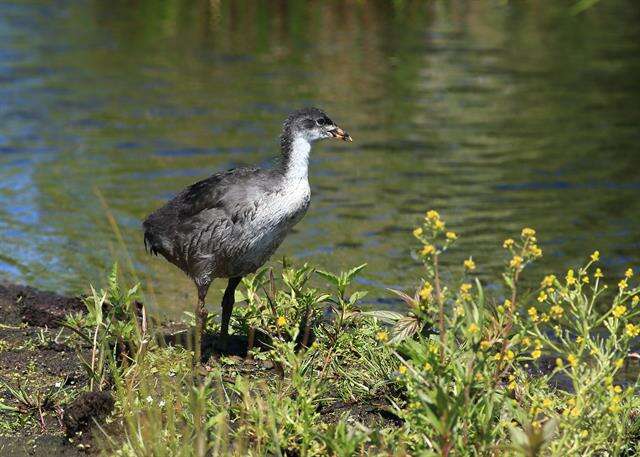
<box><xmin>279</xmin><ymin>132</ymin><xmax>310</xmax><ymax>182</ymax></box>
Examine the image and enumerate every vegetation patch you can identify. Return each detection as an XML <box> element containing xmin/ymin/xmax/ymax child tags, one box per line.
<box><xmin>2</xmin><ymin>211</ymin><xmax>640</xmax><ymax>456</ymax></box>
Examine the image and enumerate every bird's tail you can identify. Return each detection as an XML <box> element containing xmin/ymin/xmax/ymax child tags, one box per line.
<box><xmin>142</xmin><ymin>225</ymin><xmax>161</xmax><ymax>256</ymax></box>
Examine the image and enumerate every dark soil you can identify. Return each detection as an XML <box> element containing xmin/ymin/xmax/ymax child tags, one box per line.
<box><xmin>0</xmin><ymin>282</ymin><xmax>96</xmax><ymax>456</ymax></box>
<box><xmin>0</xmin><ymin>283</ymin><xmax>84</xmax><ymax>328</ymax></box>
<box><xmin>63</xmin><ymin>391</ymin><xmax>115</xmax><ymax>439</ymax></box>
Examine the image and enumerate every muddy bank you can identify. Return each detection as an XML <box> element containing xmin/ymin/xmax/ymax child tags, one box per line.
<box><xmin>0</xmin><ymin>283</ymin><xmax>84</xmax><ymax>328</ymax></box>
<box><xmin>0</xmin><ymin>283</ymin><xmax>97</xmax><ymax>456</ymax></box>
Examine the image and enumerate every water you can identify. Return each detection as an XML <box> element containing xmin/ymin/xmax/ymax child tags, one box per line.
<box><xmin>1</xmin><ymin>0</ymin><xmax>639</xmax><ymax>315</ymax></box>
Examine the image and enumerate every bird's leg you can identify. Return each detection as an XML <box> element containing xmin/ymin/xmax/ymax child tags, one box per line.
<box><xmin>219</xmin><ymin>277</ymin><xmax>242</xmax><ymax>352</ymax></box>
<box><xmin>194</xmin><ymin>282</ymin><xmax>210</xmax><ymax>365</ymax></box>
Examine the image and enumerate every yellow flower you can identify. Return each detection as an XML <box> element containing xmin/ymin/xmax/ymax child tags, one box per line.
<box><xmin>619</xmin><ymin>279</ymin><xmax>628</xmax><ymax>291</ymax></box>
<box><xmin>521</xmin><ymin>228</ymin><xmax>536</xmax><ymax>238</ymax></box>
<box><xmin>502</xmin><ymin>238</ymin><xmax>515</xmax><ymax>249</ymax></box>
<box><xmin>528</xmin><ymin>244</ymin><xmax>542</xmax><ymax>258</ymax></box>
<box><xmin>505</xmin><ymin>350</ymin><xmax>515</xmax><ymax>361</ymax></box>
<box><xmin>468</xmin><ymin>323</ymin><xmax>479</xmax><ymax>335</ymax></box>
<box><xmin>555</xmin><ymin>358</ymin><xmax>564</xmax><ymax>368</ymax></box>
<box><xmin>531</xmin><ymin>349</ymin><xmax>542</xmax><ymax>359</ymax></box>
<box><xmin>425</xmin><ymin>210</ymin><xmax>440</xmax><ymax>221</ymax></box>
<box><xmin>625</xmin><ymin>323</ymin><xmax>639</xmax><ymax>338</ymax></box>
<box><xmin>464</xmin><ymin>257</ymin><xmax>476</xmax><ymax>271</ymax></box>
<box><xmin>590</xmin><ymin>250</ymin><xmax>600</xmax><ymax>262</ymax></box>
<box><xmin>475</xmin><ymin>372</ymin><xmax>483</xmax><ymax>382</ymax></box>
<box><xmin>376</xmin><ymin>331</ymin><xmax>389</xmax><ymax>342</ymax></box>
<box><xmin>609</xmin><ymin>395</ymin><xmax>621</xmax><ymax>413</ymax></box>
<box><xmin>480</xmin><ymin>340</ymin><xmax>492</xmax><ymax>351</ymax></box>
<box><xmin>565</xmin><ymin>269</ymin><xmax>576</xmax><ymax>286</ymax></box>
<box><xmin>540</xmin><ymin>313</ymin><xmax>550</xmax><ymax>323</ymax></box>
<box><xmin>625</xmin><ymin>268</ymin><xmax>634</xmax><ymax>278</ymax></box>
<box><xmin>612</xmin><ymin>305</ymin><xmax>627</xmax><ymax>318</ymax></box>
<box><xmin>550</xmin><ymin>305</ymin><xmax>564</xmax><ymax>319</ymax></box>
<box><xmin>542</xmin><ymin>398</ymin><xmax>554</xmax><ymax>408</ymax></box>
<box><xmin>537</xmin><ymin>291</ymin><xmax>548</xmax><ymax>302</ymax></box>
<box><xmin>459</xmin><ymin>283</ymin><xmax>472</xmax><ymax>301</ymax></box>
<box><xmin>567</xmin><ymin>354</ymin><xmax>577</xmax><ymax>366</ymax></box>
<box><xmin>423</xmin><ymin>362</ymin><xmax>432</xmax><ymax>372</ymax></box>
<box><xmin>434</xmin><ymin>219</ymin><xmax>445</xmax><ymax>230</ymax></box>
<box><xmin>276</xmin><ymin>316</ymin><xmax>288</xmax><ymax>327</ymax></box>
<box><xmin>521</xmin><ymin>337</ymin><xmax>531</xmax><ymax>347</ymax></box>
<box><xmin>581</xmin><ymin>275</ymin><xmax>590</xmax><ymax>284</ymax></box>
<box><xmin>446</xmin><ymin>231</ymin><xmax>457</xmax><ymax>241</ymax></box>
<box><xmin>595</xmin><ymin>268</ymin><xmax>604</xmax><ymax>278</ymax></box>
<box><xmin>412</xmin><ymin>227</ymin><xmax>423</xmax><ymax>238</ymax></box>
<box><xmin>632</xmin><ymin>295</ymin><xmax>639</xmax><ymax>306</ymax></box>
<box><xmin>419</xmin><ymin>283</ymin><xmax>433</xmax><ymax>300</ymax></box>
<box><xmin>504</xmin><ymin>299</ymin><xmax>513</xmax><ymax>310</ymax></box>
<box><xmin>541</xmin><ymin>275</ymin><xmax>556</xmax><ymax>288</ymax></box>
<box><xmin>580</xmin><ymin>430</ymin><xmax>588</xmax><ymax>438</ymax></box>
<box><xmin>615</xmin><ymin>358</ymin><xmax>624</xmax><ymax>369</ymax></box>
<box><xmin>421</xmin><ymin>244</ymin><xmax>435</xmax><ymax>256</ymax></box>
<box><xmin>528</xmin><ymin>307</ymin><xmax>539</xmax><ymax>322</ymax></box>
<box><xmin>510</xmin><ymin>256</ymin><xmax>523</xmax><ymax>269</ymax></box>
<box><xmin>455</xmin><ymin>305</ymin><xmax>465</xmax><ymax>317</ymax></box>
<box><xmin>398</xmin><ymin>365</ymin><xmax>408</xmax><ymax>375</ymax></box>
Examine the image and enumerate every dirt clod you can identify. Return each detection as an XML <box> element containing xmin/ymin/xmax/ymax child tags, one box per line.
<box><xmin>63</xmin><ymin>391</ymin><xmax>114</xmax><ymax>438</ymax></box>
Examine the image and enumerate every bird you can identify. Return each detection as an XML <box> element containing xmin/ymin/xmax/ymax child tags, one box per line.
<box><xmin>142</xmin><ymin>107</ymin><xmax>352</xmax><ymax>362</ymax></box>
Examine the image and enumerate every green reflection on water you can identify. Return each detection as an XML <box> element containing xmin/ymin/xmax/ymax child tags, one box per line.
<box><xmin>0</xmin><ymin>0</ymin><xmax>639</xmax><ymax>315</ymax></box>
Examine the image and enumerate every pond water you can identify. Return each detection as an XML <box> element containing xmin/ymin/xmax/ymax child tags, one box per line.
<box><xmin>1</xmin><ymin>0</ymin><xmax>639</xmax><ymax>315</ymax></box>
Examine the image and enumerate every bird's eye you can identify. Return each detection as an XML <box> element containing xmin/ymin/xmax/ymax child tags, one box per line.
<box><xmin>316</xmin><ymin>118</ymin><xmax>327</xmax><ymax>126</ymax></box>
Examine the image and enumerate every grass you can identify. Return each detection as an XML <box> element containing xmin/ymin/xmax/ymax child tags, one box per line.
<box><xmin>4</xmin><ymin>209</ymin><xmax>640</xmax><ymax>456</ymax></box>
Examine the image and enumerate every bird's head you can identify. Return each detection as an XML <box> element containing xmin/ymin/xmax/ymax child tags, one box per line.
<box><xmin>283</xmin><ymin>107</ymin><xmax>352</xmax><ymax>144</ymax></box>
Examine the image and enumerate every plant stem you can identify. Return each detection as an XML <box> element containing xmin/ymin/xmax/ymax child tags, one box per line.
<box><xmin>301</xmin><ymin>304</ymin><xmax>312</xmax><ymax>349</ymax></box>
<box><xmin>434</xmin><ymin>254</ymin><xmax>445</xmax><ymax>363</ymax></box>
<box><xmin>90</xmin><ymin>323</ymin><xmax>100</xmax><ymax>391</ymax></box>
<box><xmin>247</xmin><ymin>326</ymin><xmax>255</xmax><ymax>359</ymax></box>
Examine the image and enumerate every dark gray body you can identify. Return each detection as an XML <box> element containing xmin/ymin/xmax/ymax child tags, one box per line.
<box><xmin>143</xmin><ymin>166</ymin><xmax>311</xmax><ymax>288</ymax></box>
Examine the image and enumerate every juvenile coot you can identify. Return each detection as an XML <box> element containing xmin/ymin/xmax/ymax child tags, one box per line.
<box><xmin>143</xmin><ymin>108</ymin><xmax>352</xmax><ymax>361</ymax></box>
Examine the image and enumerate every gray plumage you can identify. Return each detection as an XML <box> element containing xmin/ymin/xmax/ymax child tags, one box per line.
<box><xmin>142</xmin><ymin>107</ymin><xmax>352</xmax><ymax>359</ymax></box>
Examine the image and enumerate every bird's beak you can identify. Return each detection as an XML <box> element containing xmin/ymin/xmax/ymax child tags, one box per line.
<box><xmin>329</xmin><ymin>126</ymin><xmax>353</xmax><ymax>142</ymax></box>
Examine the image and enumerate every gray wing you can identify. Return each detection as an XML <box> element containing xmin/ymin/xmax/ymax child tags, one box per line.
<box><xmin>142</xmin><ymin>167</ymin><xmax>277</xmax><ymax>275</ymax></box>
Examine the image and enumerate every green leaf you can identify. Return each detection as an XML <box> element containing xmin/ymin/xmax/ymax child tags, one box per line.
<box><xmin>348</xmin><ymin>290</ymin><xmax>368</xmax><ymax>304</ymax></box>
<box><xmin>361</xmin><ymin>310</ymin><xmax>404</xmax><ymax>323</ymax></box>
<box><xmin>316</xmin><ymin>270</ymin><xmax>340</xmax><ymax>286</ymax></box>
<box><xmin>346</xmin><ymin>264</ymin><xmax>367</xmax><ymax>282</ymax></box>
<box><xmin>390</xmin><ymin>316</ymin><xmax>420</xmax><ymax>343</ymax></box>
